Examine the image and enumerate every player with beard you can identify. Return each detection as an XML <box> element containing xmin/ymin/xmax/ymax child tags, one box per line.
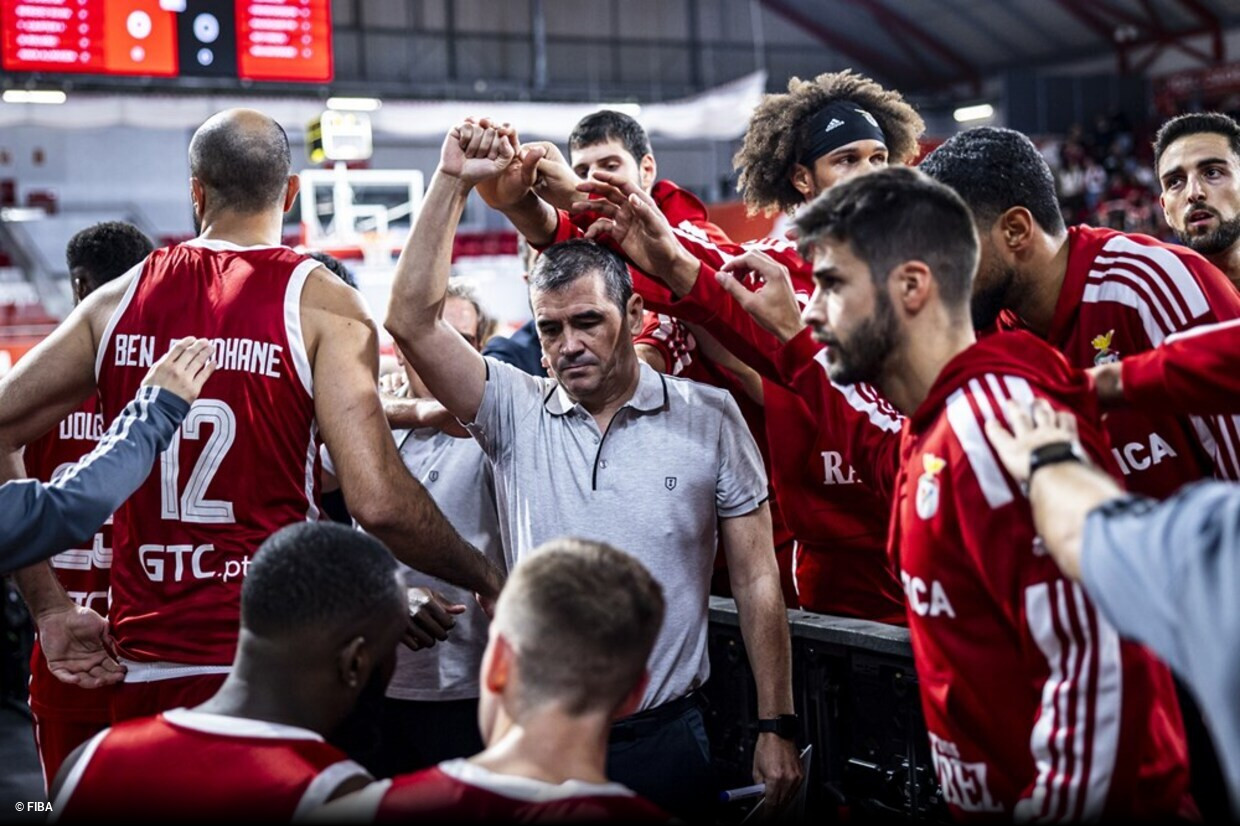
<box><xmin>785</xmin><ymin>167</ymin><xmax>1193</xmax><ymax>822</ymax></box>
<box><xmin>918</xmin><ymin>127</ymin><xmax>1240</xmax><ymax>499</ymax></box>
<box><xmin>1153</xmin><ymin>112</ymin><xmax>1240</xmax><ymax>290</ymax></box>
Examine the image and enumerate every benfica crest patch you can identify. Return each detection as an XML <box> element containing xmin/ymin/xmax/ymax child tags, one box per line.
<box><xmin>916</xmin><ymin>454</ymin><xmax>947</xmax><ymax>520</ymax></box>
<box><xmin>1091</xmin><ymin>329</ymin><xmax>1120</xmax><ymax>365</ymax></box>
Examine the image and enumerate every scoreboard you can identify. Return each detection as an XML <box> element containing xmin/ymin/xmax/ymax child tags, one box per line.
<box><xmin>1</xmin><ymin>0</ymin><xmax>332</xmax><ymax>82</ymax></box>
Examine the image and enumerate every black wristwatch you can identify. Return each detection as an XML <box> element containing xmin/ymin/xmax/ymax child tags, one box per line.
<box><xmin>1027</xmin><ymin>441</ymin><xmax>1086</xmax><ymax>489</ymax></box>
<box><xmin>757</xmin><ymin>714</ymin><xmax>798</xmax><ymax>740</ymax></box>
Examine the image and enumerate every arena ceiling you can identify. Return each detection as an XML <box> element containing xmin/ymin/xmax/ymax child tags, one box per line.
<box><xmin>758</xmin><ymin>0</ymin><xmax>1240</xmax><ymax>93</ymax></box>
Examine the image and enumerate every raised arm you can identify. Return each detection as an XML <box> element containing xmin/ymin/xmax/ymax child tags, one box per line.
<box><xmin>304</xmin><ymin>268</ymin><xmax>503</xmax><ymax>602</ymax></box>
<box><xmin>384</xmin><ymin>123</ymin><xmax>518</xmax><ymax>424</ymax></box>
<box><xmin>468</xmin><ymin>121</ymin><xmax>558</xmax><ymax>246</ymax></box>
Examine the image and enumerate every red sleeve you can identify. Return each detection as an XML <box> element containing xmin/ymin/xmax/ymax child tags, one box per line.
<box><xmin>775</xmin><ymin>327</ymin><xmax>903</xmax><ymax>501</ymax></box>
<box><xmin>634</xmin><ymin>312</ymin><xmax>696</xmax><ymax>376</ymax></box>
<box><xmin>659</xmin><ymin>262</ymin><xmax>788</xmax><ymax>380</ymax></box>
<box><xmin>528</xmin><ymin>208</ymin><xmax>582</xmax><ymax>251</ymax></box>
<box><xmin>1156</xmin><ymin>248</ymin><xmax>1240</xmax><ymax>479</ymax></box>
<box><xmin>1121</xmin><ymin>318</ymin><xmax>1240</xmax><ymax>416</ymax></box>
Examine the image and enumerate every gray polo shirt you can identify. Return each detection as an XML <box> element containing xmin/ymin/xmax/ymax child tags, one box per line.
<box><xmin>466</xmin><ymin>357</ymin><xmax>768</xmax><ymax>710</ymax></box>
<box><xmin>386</xmin><ymin>426</ymin><xmax>505</xmax><ymax>702</ymax></box>
<box><xmin>1081</xmin><ymin>482</ymin><xmax>1240</xmax><ymax>814</ymax></box>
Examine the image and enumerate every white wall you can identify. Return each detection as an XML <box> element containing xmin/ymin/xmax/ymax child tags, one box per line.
<box><xmin>0</xmin><ymin>125</ymin><xmax>194</xmax><ymax>238</ymax></box>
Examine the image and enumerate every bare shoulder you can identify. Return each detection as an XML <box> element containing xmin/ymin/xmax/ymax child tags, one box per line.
<box><xmin>299</xmin><ymin>265</ymin><xmax>378</xmax><ymax>362</ymax></box>
<box><xmin>80</xmin><ymin>265</ymin><xmax>141</xmax><ymax>346</ymax></box>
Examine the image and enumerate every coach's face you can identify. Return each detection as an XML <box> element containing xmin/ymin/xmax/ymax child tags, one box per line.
<box><xmin>532</xmin><ymin>271</ymin><xmax>643</xmax><ymax>403</ymax></box>
<box><xmin>802</xmin><ymin>238</ymin><xmax>899</xmax><ymax>386</ymax></box>
<box><xmin>1159</xmin><ymin>132</ymin><xmax>1240</xmax><ymax>258</ymax></box>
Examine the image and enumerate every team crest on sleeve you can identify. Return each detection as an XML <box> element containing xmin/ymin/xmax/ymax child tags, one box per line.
<box><xmin>1090</xmin><ymin>329</ymin><xmax>1120</xmax><ymax>365</ymax></box>
<box><xmin>664</xmin><ymin>476</ymin><xmax>678</xmax><ymax>491</ymax></box>
<box><xmin>916</xmin><ymin>454</ymin><xmax>946</xmax><ymax>520</ymax></box>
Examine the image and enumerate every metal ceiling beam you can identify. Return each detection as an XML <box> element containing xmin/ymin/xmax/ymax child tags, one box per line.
<box><xmin>838</xmin><ymin>0</ymin><xmax>981</xmax><ymax>91</ymax></box>
<box><xmin>1174</xmin><ymin>0</ymin><xmax>1225</xmax><ymax>61</ymax></box>
<box><xmin>756</xmin><ymin>0</ymin><xmax>911</xmax><ymax>80</ymax></box>
<box><xmin>1052</xmin><ymin>0</ymin><xmax>1222</xmax><ymax>72</ymax></box>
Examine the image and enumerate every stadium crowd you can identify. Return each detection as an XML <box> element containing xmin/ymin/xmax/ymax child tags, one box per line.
<box><xmin>2</xmin><ymin>67</ymin><xmax>1240</xmax><ymax>823</ymax></box>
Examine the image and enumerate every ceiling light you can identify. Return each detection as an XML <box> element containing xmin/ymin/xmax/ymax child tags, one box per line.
<box><xmin>3</xmin><ymin>90</ymin><xmax>67</xmax><ymax>105</ymax></box>
<box><xmin>326</xmin><ymin>97</ymin><xmax>382</xmax><ymax>112</ymax></box>
<box><xmin>953</xmin><ymin>103</ymin><xmax>994</xmax><ymax>123</ymax></box>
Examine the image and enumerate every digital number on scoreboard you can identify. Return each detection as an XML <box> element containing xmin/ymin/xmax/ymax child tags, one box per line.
<box><xmin>0</xmin><ymin>0</ymin><xmax>332</xmax><ymax>82</ymax></box>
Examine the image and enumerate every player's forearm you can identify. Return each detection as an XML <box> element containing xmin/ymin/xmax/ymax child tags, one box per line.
<box><xmin>387</xmin><ymin>171</ymin><xmax>471</xmax><ymax>345</ymax></box>
<box><xmin>1029</xmin><ymin>462</ymin><xmax>1124</xmax><ymax>582</ymax></box>
<box><xmin>497</xmin><ymin>191</ymin><xmax>559</xmax><ymax>247</ymax></box>
<box><xmin>733</xmin><ymin>571</ymin><xmax>795</xmax><ymax>716</ymax></box>
<box><xmin>0</xmin><ymin>388</ymin><xmax>189</xmax><ymax>571</ymax></box>
<box><xmin>362</xmin><ymin>475</ymin><xmax>504</xmax><ymax>600</ymax></box>
<box><xmin>13</xmin><ymin>562</ymin><xmax>73</xmax><ymax>621</ymax></box>
<box><xmin>725</xmin><ymin>513</ymin><xmax>794</xmax><ymax>717</ymax></box>
<box><xmin>382</xmin><ymin>395</ymin><xmax>441</xmax><ymax>429</ymax></box>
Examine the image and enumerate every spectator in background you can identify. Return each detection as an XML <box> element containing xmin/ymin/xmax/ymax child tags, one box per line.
<box><xmin>24</xmin><ymin>220</ymin><xmax>154</xmax><ymax>789</ymax></box>
<box><xmin>985</xmin><ymin>399</ymin><xmax>1240</xmax><ymax>816</ymax></box>
<box><xmin>371</xmin><ymin>280</ymin><xmax>506</xmax><ymax>777</ymax></box>
<box><xmin>317</xmin><ymin>539</ymin><xmax>671</xmax><ymax>823</ymax></box>
<box><xmin>50</xmin><ymin>522</ymin><xmax>403</xmax><ymax>820</ymax></box>
<box><xmin>1153</xmin><ymin>112</ymin><xmax>1240</xmax><ymax>290</ymax></box>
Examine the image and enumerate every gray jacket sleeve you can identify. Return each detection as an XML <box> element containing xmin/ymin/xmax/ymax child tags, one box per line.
<box><xmin>1080</xmin><ymin>482</ymin><xmax>1240</xmax><ymax>677</ymax></box>
<box><xmin>0</xmin><ymin>386</ymin><xmax>189</xmax><ymax>574</ymax></box>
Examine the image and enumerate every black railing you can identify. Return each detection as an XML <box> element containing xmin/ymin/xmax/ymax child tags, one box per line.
<box><xmin>704</xmin><ymin>597</ymin><xmax>947</xmax><ymax>822</ymax></box>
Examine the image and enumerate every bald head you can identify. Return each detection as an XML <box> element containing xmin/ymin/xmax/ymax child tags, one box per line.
<box><xmin>189</xmin><ymin>108</ymin><xmax>292</xmax><ymax>215</ymax></box>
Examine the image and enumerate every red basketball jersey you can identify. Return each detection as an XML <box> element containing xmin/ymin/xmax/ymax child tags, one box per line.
<box><xmin>95</xmin><ymin>239</ymin><xmax>322</xmax><ymax>665</ymax></box>
<box><xmin>52</xmin><ymin>709</ymin><xmax>367</xmax><ymax>820</ymax></box>
<box><xmin>25</xmin><ymin>396</ymin><xmax>115</xmax><ymax>721</ymax></box>
<box><xmin>338</xmin><ymin>760</ymin><xmax>670</xmax><ymax>823</ymax></box>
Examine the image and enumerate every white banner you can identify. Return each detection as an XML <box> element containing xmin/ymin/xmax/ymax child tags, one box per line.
<box><xmin>0</xmin><ymin>71</ymin><xmax>767</xmax><ymax>142</ymax></box>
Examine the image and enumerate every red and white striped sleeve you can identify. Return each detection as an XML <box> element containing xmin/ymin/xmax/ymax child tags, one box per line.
<box><xmin>1087</xmin><ymin>235</ymin><xmax>1240</xmax><ymax>480</ymax></box>
<box><xmin>944</xmin><ymin>373</ymin><xmax>1125</xmax><ymax>823</ymax></box>
<box><xmin>1121</xmin><ymin>317</ymin><xmax>1240</xmax><ymax>417</ymax></box>
<box><xmin>774</xmin><ymin>327</ymin><xmax>903</xmax><ymax>501</ymax></box>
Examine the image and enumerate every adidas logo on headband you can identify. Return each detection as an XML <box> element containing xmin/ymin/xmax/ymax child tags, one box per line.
<box><xmin>824</xmin><ymin>118</ymin><xmax>844</xmax><ymax>133</ymax></box>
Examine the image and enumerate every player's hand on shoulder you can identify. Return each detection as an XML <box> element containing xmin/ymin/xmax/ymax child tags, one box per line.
<box><xmin>141</xmin><ymin>336</ymin><xmax>215</xmax><ymax>404</ymax></box>
<box><xmin>984</xmin><ymin>398</ymin><xmax>1082</xmax><ymax>484</ymax></box>
<box><xmin>38</xmin><ymin>603</ymin><xmax>125</xmax><ymax>689</ymax></box>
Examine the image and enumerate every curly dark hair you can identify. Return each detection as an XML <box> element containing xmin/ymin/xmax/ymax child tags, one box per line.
<box><xmin>65</xmin><ymin>221</ymin><xmax>153</xmax><ymax>286</ymax></box>
<box><xmin>734</xmin><ymin>70</ymin><xmax>925</xmax><ymax>216</ymax></box>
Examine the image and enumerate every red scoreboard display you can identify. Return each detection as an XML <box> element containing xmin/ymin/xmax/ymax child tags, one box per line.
<box><xmin>1</xmin><ymin>0</ymin><xmax>332</xmax><ymax>83</ymax></box>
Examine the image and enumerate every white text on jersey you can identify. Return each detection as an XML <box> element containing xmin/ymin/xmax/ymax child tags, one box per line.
<box><xmin>114</xmin><ymin>334</ymin><xmax>283</xmax><ymax>379</ymax></box>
